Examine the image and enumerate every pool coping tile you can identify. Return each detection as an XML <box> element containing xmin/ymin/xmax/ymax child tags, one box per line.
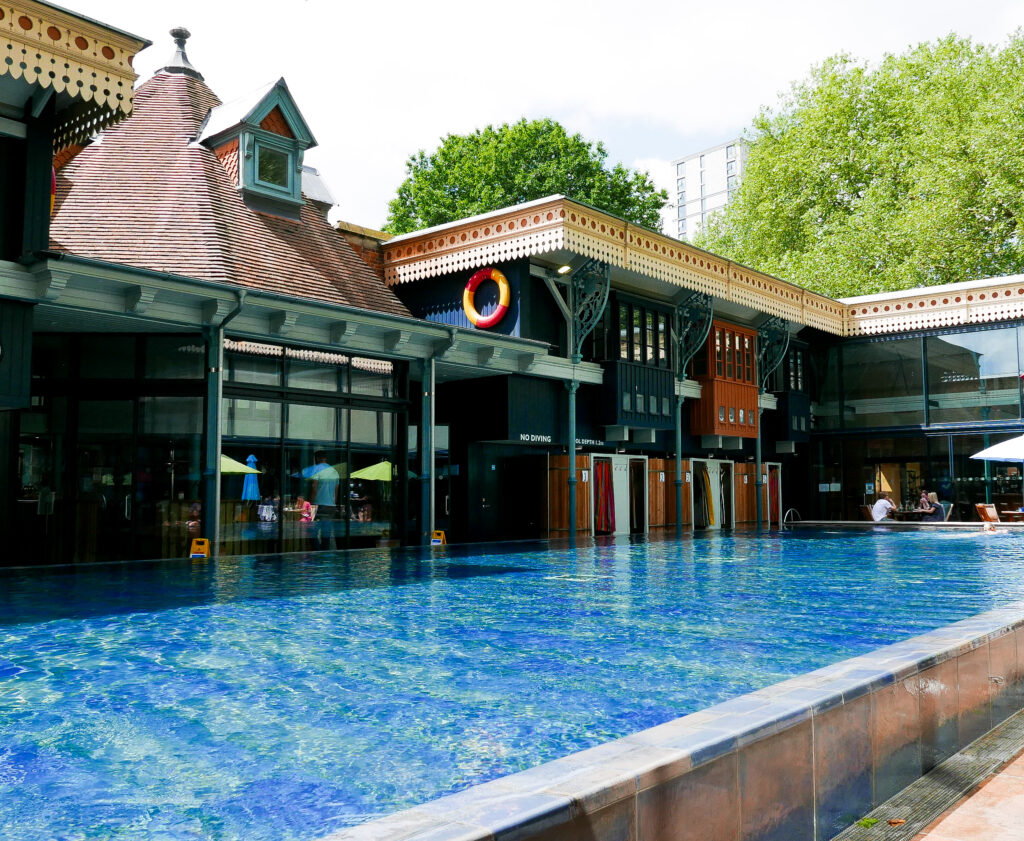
<box><xmin>316</xmin><ymin>602</ymin><xmax>1024</xmax><ymax>841</ymax></box>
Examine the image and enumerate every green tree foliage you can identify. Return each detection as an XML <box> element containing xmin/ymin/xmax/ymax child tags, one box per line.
<box><xmin>695</xmin><ymin>34</ymin><xmax>1024</xmax><ymax>297</ymax></box>
<box><xmin>384</xmin><ymin>118</ymin><xmax>667</xmax><ymax>234</ymax></box>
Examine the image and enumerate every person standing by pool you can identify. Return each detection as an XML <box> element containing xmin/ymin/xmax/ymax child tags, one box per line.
<box><xmin>871</xmin><ymin>492</ymin><xmax>897</xmax><ymax>521</ymax></box>
<box><xmin>310</xmin><ymin>451</ymin><xmax>340</xmax><ymax>548</ymax></box>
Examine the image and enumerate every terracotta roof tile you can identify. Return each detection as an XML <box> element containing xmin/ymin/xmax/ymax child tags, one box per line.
<box><xmin>50</xmin><ymin>72</ymin><xmax>410</xmax><ymax>319</ymax></box>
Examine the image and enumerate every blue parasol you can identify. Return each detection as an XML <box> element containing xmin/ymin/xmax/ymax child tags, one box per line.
<box><xmin>241</xmin><ymin>454</ymin><xmax>261</xmax><ymax>501</ymax></box>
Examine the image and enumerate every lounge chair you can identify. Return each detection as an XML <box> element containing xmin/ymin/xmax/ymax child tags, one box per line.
<box><xmin>975</xmin><ymin>503</ymin><xmax>1000</xmax><ymax>523</ymax></box>
<box><xmin>860</xmin><ymin>504</ymin><xmax>874</xmax><ymax>521</ymax></box>
<box><xmin>942</xmin><ymin>502</ymin><xmax>954</xmax><ymax>521</ymax></box>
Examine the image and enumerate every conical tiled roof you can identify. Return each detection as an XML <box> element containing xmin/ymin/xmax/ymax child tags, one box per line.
<box><xmin>51</xmin><ymin>70</ymin><xmax>410</xmax><ymax>318</ymax></box>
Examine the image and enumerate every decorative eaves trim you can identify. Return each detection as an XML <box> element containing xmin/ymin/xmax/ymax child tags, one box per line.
<box><xmin>382</xmin><ymin>197</ymin><xmax>849</xmax><ymax>336</ymax></box>
<box><xmin>842</xmin><ymin>279</ymin><xmax>1024</xmax><ymax>336</ymax></box>
<box><xmin>1</xmin><ymin>0</ymin><xmax>148</xmax><ymax>149</ymax></box>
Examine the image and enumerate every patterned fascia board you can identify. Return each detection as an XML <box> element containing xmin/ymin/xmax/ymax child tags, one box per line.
<box><xmin>1</xmin><ymin>0</ymin><xmax>148</xmax><ymax>148</ymax></box>
<box><xmin>383</xmin><ymin>197</ymin><xmax>849</xmax><ymax>336</ymax></box>
<box><xmin>842</xmin><ymin>278</ymin><xmax>1024</xmax><ymax>336</ymax></box>
<box><xmin>384</xmin><ymin>198</ymin><xmax>1024</xmax><ymax>339</ymax></box>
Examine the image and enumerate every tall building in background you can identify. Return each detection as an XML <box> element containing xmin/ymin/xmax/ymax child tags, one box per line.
<box><xmin>670</xmin><ymin>139</ymin><xmax>746</xmax><ymax>240</ymax></box>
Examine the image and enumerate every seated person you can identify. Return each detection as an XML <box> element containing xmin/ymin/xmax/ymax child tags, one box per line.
<box><xmin>871</xmin><ymin>492</ymin><xmax>897</xmax><ymax>522</ymax></box>
<box><xmin>296</xmin><ymin>495</ymin><xmax>313</xmax><ymax>523</ymax></box>
<box><xmin>920</xmin><ymin>491</ymin><xmax>944</xmax><ymax>522</ymax></box>
<box><xmin>917</xmin><ymin>489</ymin><xmax>929</xmax><ymax>510</ymax></box>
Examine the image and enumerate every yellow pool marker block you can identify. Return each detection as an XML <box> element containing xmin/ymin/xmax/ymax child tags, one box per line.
<box><xmin>431</xmin><ymin>530</ymin><xmax>447</xmax><ymax>545</ymax></box>
<box><xmin>189</xmin><ymin>538</ymin><xmax>210</xmax><ymax>559</ymax></box>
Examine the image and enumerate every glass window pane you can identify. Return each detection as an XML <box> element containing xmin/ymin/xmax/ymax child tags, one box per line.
<box><xmin>842</xmin><ymin>339</ymin><xmax>924</xmax><ymax>428</ymax></box>
<box><xmin>223</xmin><ymin>398</ymin><xmax>281</xmax><ymax>439</ymax></box>
<box><xmin>227</xmin><ymin>347</ymin><xmax>282</xmax><ymax>386</ymax></box>
<box><xmin>926</xmin><ymin>328</ymin><xmax>1021</xmax><ymax>424</ymax></box>
<box><xmin>146</xmin><ymin>336</ymin><xmax>204</xmax><ymax>379</ymax></box>
<box><xmin>810</xmin><ymin>346</ymin><xmax>841</xmax><ymax>430</ymax></box>
<box><xmin>219</xmin><ymin>445</ymin><xmax>281</xmax><ymax>556</ymax></box>
<box><xmin>632</xmin><ymin>309</ymin><xmax>642</xmax><ymax>362</ymax></box>
<box><xmin>350</xmin><ymin>358</ymin><xmax>394</xmax><ymax>397</ymax></box>
<box><xmin>79</xmin><ymin>400</ymin><xmax>133</xmax><ymax>434</ymax></box>
<box><xmin>257</xmin><ymin>144</ymin><xmax>290</xmax><ymax>188</ymax></box>
<box><xmin>645</xmin><ymin>313</ymin><xmax>655</xmax><ymax>363</ymax></box>
<box><xmin>351</xmin><ymin>409</ymin><xmax>393</xmax><ymax>446</ymax></box>
<box><xmin>619</xmin><ymin>304</ymin><xmax>628</xmax><ymax>358</ymax></box>
<box><xmin>286</xmin><ymin>404</ymin><xmax>338</xmax><ymax>442</ymax></box>
<box><xmin>287</xmin><ymin>359</ymin><xmax>343</xmax><ymax>392</ymax></box>
<box><xmin>658</xmin><ymin>314</ymin><xmax>668</xmax><ymax>366</ymax></box>
<box><xmin>140</xmin><ymin>396</ymin><xmax>202</xmax><ymax>435</ymax></box>
<box><xmin>32</xmin><ymin>335</ymin><xmax>72</xmax><ymax>379</ymax></box>
<box><xmin>80</xmin><ymin>336</ymin><xmax>135</xmax><ymax>378</ymax></box>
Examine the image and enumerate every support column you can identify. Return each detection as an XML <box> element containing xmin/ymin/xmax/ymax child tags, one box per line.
<box><xmin>675</xmin><ymin>395</ymin><xmax>684</xmax><ymax>538</ymax></box>
<box><xmin>755</xmin><ymin>406</ymin><xmax>764</xmax><ymax>530</ymax></box>
<box><xmin>202</xmin><ymin>325</ymin><xmax>223</xmax><ymax>552</ymax></box>
<box><xmin>201</xmin><ymin>293</ymin><xmax>245</xmax><ymax>556</ymax></box>
<box><xmin>755</xmin><ymin>316</ymin><xmax>790</xmax><ymax>531</ymax></box>
<box><xmin>567</xmin><ymin>379</ymin><xmax>579</xmax><ymax>546</ymax></box>
<box><xmin>420</xmin><ymin>357</ymin><xmax>435</xmax><ymax>544</ymax></box>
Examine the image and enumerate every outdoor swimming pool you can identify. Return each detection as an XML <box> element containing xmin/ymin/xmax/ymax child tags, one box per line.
<box><xmin>3</xmin><ymin>530</ymin><xmax>1024</xmax><ymax>841</ymax></box>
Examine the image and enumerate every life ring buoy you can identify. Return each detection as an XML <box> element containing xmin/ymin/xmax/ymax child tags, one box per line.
<box><xmin>463</xmin><ymin>268</ymin><xmax>510</xmax><ymax>329</ymax></box>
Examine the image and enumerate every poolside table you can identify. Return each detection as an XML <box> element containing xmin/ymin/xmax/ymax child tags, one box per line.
<box><xmin>999</xmin><ymin>510</ymin><xmax>1024</xmax><ymax>522</ymax></box>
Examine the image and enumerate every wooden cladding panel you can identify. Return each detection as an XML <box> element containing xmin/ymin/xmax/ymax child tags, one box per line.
<box><xmin>648</xmin><ymin>457</ymin><xmax>691</xmax><ymax>529</ymax></box>
<box><xmin>547</xmin><ymin>455</ymin><xmax>592</xmax><ymax>536</ymax></box>
<box><xmin>690</xmin><ymin>379</ymin><xmax>759</xmax><ymax>438</ymax></box>
<box><xmin>733</xmin><ymin>463</ymin><xmax>768</xmax><ymax>524</ymax></box>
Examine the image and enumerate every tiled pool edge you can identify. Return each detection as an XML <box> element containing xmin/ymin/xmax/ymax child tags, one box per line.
<box><xmin>320</xmin><ymin>603</ymin><xmax>1024</xmax><ymax>841</ymax></box>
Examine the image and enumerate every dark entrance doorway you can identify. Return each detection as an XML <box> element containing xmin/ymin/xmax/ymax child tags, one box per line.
<box><xmin>629</xmin><ymin>457</ymin><xmax>646</xmax><ymax>534</ymax></box>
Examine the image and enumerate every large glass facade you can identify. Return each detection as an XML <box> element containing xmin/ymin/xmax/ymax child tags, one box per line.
<box><xmin>218</xmin><ymin>341</ymin><xmax>405</xmax><ymax>556</ymax></box>
<box><xmin>812</xmin><ymin>326</ymin><xmax>1024</xmax><ymax>432</ymax></box>
<box><xmin>809</xmin><ymin>323</ymin><xmax>1024</xmax><ymax>521</ymax></box>
<box><xmin>16</xmin><ymin>336</ymin><xmax>206</xmax><ymax>565</ymax></box>
<box><xmin>11</xmin><ymin>334</ymin><xmax>406</xmax><ymax>565</ymax></box>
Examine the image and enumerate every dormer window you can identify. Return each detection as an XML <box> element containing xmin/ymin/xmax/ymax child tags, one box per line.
<box><xmin>199</xmin><ymin>78</ymin><xmax>317</xmax><ymax>221</ymax></box>
<box><xmin>243</xmin><ymin>130</ymin><xmax>301</xmax><ymax>207</ymax></box>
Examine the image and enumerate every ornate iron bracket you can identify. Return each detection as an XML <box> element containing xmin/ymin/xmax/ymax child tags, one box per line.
<box><xmin>568</xmin><ymin>259</ymin><xmax>611</xmax><ymax>363</ymax></box>
<box><xmin>757</xmin><ymin>316</ymin><xmax>791</xmax><ymax>392</ymax></box>
<box><xmin>674</xmin><ymin>291</ymin><xmax>714</xmax><ymax>380</ymax></box>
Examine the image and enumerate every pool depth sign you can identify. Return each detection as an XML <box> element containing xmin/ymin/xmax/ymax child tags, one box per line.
<box><xmin>462</xmin><ymin>267</ymin><xmax>510</xmax><ymax>329</ymax></box>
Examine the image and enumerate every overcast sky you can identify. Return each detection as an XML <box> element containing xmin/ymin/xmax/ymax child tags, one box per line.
<box><xmin>81</xmin><ymin>0</ymin><xmax>1021</xmax><ymax>231</ymax></box>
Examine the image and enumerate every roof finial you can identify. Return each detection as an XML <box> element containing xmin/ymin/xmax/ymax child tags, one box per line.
<box><xmin>164</xmin><ymin>27</ymin><xmax>204</xmax><ymax>80</ymax></box>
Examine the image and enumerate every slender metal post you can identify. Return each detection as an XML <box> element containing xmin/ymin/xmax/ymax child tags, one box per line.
<box><xmin>417</xmin><ymin>356</ymin><xmax>434</xmax><ymax>540</ymax></box>
<box><xmin>755</xmin><ymin>405</ymin><xmax>764</xmax><ymax>531</ymax></box>
<box><xmin>675</xmin><ymin>395</ymin><xmax>684</xmax><ymax>538</ymax></box>
<box><xmin>428</xmin><ymin>358</ymin><xmax>436</xmax><ymax>541</ymax></box>
<box><xmin>755</xmin><ymin>316</ymin><xmax>790</xmax><ymax>531</ymax></box>
<box><xmin>567</xmin><ymin>379</ymin><xmax>579</xmax><ymax>546</ymax></box>
<box><xmin>566</xmin><ymin>274</ymin><xmax>578</xmax><ymax>547</ymax></box>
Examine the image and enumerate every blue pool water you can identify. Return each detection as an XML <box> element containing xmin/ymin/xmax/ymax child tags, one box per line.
<box><xmin>3</xmin><ymin>530</ymin><xmax>1024</xmax><ymax>841</ymax></box>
